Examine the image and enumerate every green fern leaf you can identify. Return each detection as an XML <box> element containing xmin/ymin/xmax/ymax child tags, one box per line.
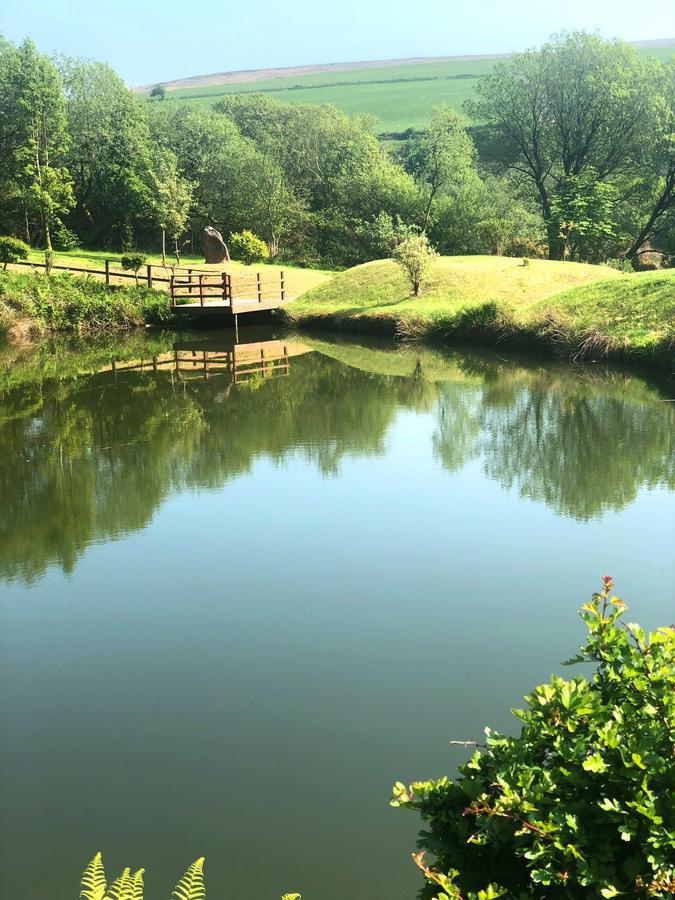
<box><xmin>281</xmin><ymin>894</ymin><xmax>302</xmax><ymax>899</ymax></box>
<box><xmin>106</xmin><ymin>867</ymin><xmax>133</xmax><ymax>900</ymax></box>
<box><xmin>172</xmin><ymin>857</ymin><xmax>206</xmax><ymax>900</ymax></box>
<box><xmin>129</xmin><ymin>868</ymin><xmax>145</xmax><ymax>900</ymax></box>
<box><xmin>81</xmin><ymin>852</ymin><xmax>107</xmax><ymax>900</ymax></box>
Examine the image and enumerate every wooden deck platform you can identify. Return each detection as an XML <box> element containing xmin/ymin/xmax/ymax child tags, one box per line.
<box><xmin>171</xmin><ymin>270</ymin><xmax>287</xmax><ymax>316</ymax></box>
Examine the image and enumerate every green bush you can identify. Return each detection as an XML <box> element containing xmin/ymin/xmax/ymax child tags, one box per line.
<box><xmin>392</xmin><ymin>577</ymin><xmax>675</xmax><ymax>899</ymax></box>
<box><xmin>605</xmin><ymin>258</ymin><xmax>634</xmax><ymax>273</ymax></box>
<box><xmin>229</xmin><ymin>230</ymin><xmax>269</xmax><ymax>265</ymax></box>
<box><xmin>391</xmin><ymin>234</ymin><xmax>438</xmax><ymax>296</ymax></box>
<box><xmin>53</xmin><ymin>224</ymin><xmax>81</xmax><ymax>251</ymax></box>
<box><xmin>0</xmin><ymin>271</ymin><xmax>171</xmax><ymax>332</ymax></box>
<box><xmin>0</xmin><ymin>236</ymin><xmax>30</xmax><ymax>270</ymax></box>
<box><xmin>121</xmin><ymin>252</ymin><xmax>148</xmax><ymax>284</ymax></box>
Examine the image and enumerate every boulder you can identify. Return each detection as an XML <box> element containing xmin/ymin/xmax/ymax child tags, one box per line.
<box><xmin>202</xmin><ymin>226</ymin><xmax>230</xmax><ymax>264</ymax></box>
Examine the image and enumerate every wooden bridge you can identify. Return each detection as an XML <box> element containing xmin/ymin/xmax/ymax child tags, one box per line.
<box><xmin>170</xmin><ymin>270</ymin><xmax>287</xmax><ymax>316</ymax></box>
<box><xmin>102</xmin><ymin>339</ymin><xmax>312</xmax><ymax>383</ymax></box>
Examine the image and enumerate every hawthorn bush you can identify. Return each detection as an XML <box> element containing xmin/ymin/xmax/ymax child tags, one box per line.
<box><xmin>392</xmin><ymin>577</ymin><xmax>674</xmax><ymax>899</ymax></box>
<box><xmin>229</xmin><ymin>230</ymin><xmax>268</xmax><ymax>265</ymax></box>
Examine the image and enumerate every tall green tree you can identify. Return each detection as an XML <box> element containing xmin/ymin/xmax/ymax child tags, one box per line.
<box><xmin>401</xmin><ymin>105</ymin><xmax>475</xmax><ymax>230</ymax></box>
<box><xmin>8</xmin><ymin>39</ymin><xmax>73</xmax><ymax>249</ymax></box>
<box><xmin>59</xmin><ymin>58</ymin><xmax>155</xmax><ymax>247</ymax></box>
<box><xmin>149</xmin><ymin>150</ymin><xmax>194</xmax><ymax>264</ymax></box>
<box><xmin>467</xmin><ymin>33</ymin><xmax>665</xmax><ymax>260</ymax></box>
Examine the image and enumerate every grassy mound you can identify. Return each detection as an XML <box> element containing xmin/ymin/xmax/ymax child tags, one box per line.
<box><xmin>285</xmin><ymin>257</ymin><xmax>674</xmax><ymax>368</ymax></box>
<box><xmin>287</xmin><ymin>256</ymin><xmax>620</xmax><ymax>325</ymax></box>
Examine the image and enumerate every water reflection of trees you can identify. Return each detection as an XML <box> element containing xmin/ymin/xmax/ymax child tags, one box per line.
<box><xmin>432</xmin><ymin>365</ymin><xmax>675</xmax><ymax>520</ymax></box>
<box><xmin>0</xmin><ymin>354</ymin><xmax>398</xmax><ymax>582</ymax></box>
<box><xmin>0</xmin><ymin>342</ymin><xmax>672</xmax><ymax>582</ymax></box>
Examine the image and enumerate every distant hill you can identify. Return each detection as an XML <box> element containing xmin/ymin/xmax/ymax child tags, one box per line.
<box><xmin>135</xmin><ymin>39</ymin><xmax>675</xmax><ymax>135</ymax></box>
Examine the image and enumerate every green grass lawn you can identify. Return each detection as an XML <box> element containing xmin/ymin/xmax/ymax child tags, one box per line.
<box><xmin>285</xmin><ymin>256</ymin><xmax>674</xmax><ymax>367</ymax></box>
<box><xmin>153</xmin><ymin>46</ymin><xmax>674</xmax><ymax>133</ymax></box>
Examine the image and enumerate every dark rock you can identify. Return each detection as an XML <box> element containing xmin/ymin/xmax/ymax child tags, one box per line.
<box><xmin>202</xmin><ymin>226</ymin><xmax>230</xmax><ymax>264</ymax></box>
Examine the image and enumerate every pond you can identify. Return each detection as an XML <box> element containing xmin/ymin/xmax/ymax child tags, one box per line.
<box><xmin>0</xmin><ymin>328</ymin><xmax>673</xmax><ymax>900</ymax></box>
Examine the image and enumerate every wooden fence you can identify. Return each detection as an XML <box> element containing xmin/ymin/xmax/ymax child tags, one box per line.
<box><xmin>11</xmin><ymin>259</ymin><xmax>287</xmax><ymax>311</ymax></box>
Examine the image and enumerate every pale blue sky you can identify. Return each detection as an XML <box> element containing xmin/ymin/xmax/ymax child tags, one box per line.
<box><xmin>2</xmin><ymin>0</ymin><xmax>673</xmax><ymax>85</ymax></box>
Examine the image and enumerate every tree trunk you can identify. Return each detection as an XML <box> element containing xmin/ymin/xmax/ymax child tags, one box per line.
<box><xmin>173</xmin><ymin>237</ymin><xmax>180</xmax><ymax>265</ymax></box>
<box><xmin>161</xmin><ymin>228</ymin><xmax>166</xmax><ymax>266</ymax></box>
<box><xmin>546</xmin><ymin>222</ymin><xmax>564</xmax><ymax>260</ymax></box>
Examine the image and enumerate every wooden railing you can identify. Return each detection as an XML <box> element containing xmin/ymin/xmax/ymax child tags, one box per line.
<box><xmin>12</xmin><ymin>258</ymin><xmax>173</xmax><ymax>288</ymax></box>
<box><xmin>170</xmin><ymin>270</ymin><xmax>285</xmax><ymax>308</ymax></box>
<box><xmin>104</xmin><ymin>343</ymin><xmax>293</xmax><ymax>382</ymax></box>
<box><xmin>11</xmin><ymin>258</ymin><xmax>288</xmax><ymax>311</ymax></box>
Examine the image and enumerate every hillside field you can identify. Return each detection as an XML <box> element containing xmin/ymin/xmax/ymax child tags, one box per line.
<box><xmin>145</xmin><ymin>45</ymin><xmax>675</xmax><ymax>133</ymax></box>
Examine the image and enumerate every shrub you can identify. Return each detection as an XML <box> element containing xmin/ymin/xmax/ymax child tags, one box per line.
<box><xmin>229</xmin><ymin>230</ymin><xmax>269</xmax><ymax>265</ymax></box>
<box><xmin>392</xmin><ymin>234</ymin><xmax>438</xmax><ymax>297</ymax></box>
<box><xmin>121</xmin><ymin>252</ymin><xmax>148</xmax><ymax>284</ymax></box>
<box><xmin>0</xmin><ymin>236</ymin><xmax>30</xmax><ymax>270</ymax></box>
<box><xmin>605</xmin><ymin>257</ymin><xmax>634</xmax><ymax>273</ymax></box>
<box><xmin>392</xmin><ymin>577</ymin><xmax>675</xmax><ymax>899</ymax></box>
<box><xmin>53</xmin><ymin>225</ymin><xmax>81</xmax><ymax>251</ymax></box>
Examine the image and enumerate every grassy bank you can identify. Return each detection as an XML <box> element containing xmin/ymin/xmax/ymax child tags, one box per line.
<box><xmin>285</xmin><ymin>257</ymin><xmax>675</xmax><ymax>369</ymax></box>
<box><xmin>0</xmin><ymin>271</ymin><xmax>172</xmax><ymax>340</ymax></box>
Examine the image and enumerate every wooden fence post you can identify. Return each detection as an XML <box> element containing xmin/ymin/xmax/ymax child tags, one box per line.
<box><xmin>170</xmin><ymin>275</ymin><xmax>174</xmax><ymax>307</ymax></box>
<box><xmin>256</xmin><ymin>272</ymin><xmax>262</xmax><ymax>303</ymax></box>
<box><xmin>105</xmin><ymin>259</ymin><xmax>110</xmax><ymax>286</ymax></box>
<box><xmin>280</xmin><ymin>270</ymin><xmax>285</xmax><ymax>302</ymax></box>
<box><xmin>146</xmin><ymin>265</ymin><xmax>153</xmax><ymax>288</ymax></box>
<box><xmin>199</xmin><ymin>274</ymin><xmax>204</xmax><ymax>306</ymax></box>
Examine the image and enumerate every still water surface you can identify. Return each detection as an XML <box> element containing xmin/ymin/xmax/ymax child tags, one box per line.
<box><xmin>1</xmin><ymin>329</ymin><xmax>673</xmax><ymax>899</ymax></box>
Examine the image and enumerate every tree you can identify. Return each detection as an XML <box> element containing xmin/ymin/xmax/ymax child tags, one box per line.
<box><xmin>401</xmin><ymin>105</ymin><xmax>475</xmax><ymax>230</ymax></box>
<box><xmin>466</xmin><ymin>33</ymin><xmax>665</xmax><ymax>260</ymax></box>
<box><xmin>149</xmin><ymin>83</ymin><xmax>166</xmax><ymax>101</ymax></box>
<box><xmin>392</xmin><ymin>234</ymin><xmax>438</xmax><ymax>296</ymax></box>
<box><xmin>59</xmin><ymin>58</ymin><xmax>156</xmax><ymax>249</ymax></box>
<box><xmin>393</xmin><ymin>577</ymin><xmax>675</xmax><ymax>898</ymax></box>
<box><xmin>550</xmin><ymin>171</ymin><xmax>617</xmax><ymax>262</ymax></box>
<box><xmin>121</xmin><ymin>252</ymin><xmax>147</xmax><ymax>284</ymax></box>
<box><xmin>149</xmin><ymin>150</ymin><xmax>193</xmax><ymax>264</ymax></box>
<box><xmin>622</xmin><ymin>59</ymin><xmax>675</xmax><ymax>263</ymax></box>
<box><xmin>8</xmin><ymin>40</ymin><xmax>74</xmax><ymax>249</ymax></box>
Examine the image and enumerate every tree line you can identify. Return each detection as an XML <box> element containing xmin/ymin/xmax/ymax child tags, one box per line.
<box><xmin>0</xmin><ymin>32</ymin><xmax>672</xmax><ymax>267</ymax></box>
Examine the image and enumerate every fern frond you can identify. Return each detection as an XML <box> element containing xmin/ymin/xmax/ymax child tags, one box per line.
<box><xmin>281</xmin><ymin>894</ymin><xmax>302</xmax><ymax>899</ymax></box>
<box><xmin>129</xmin><ymin>868</ymin><xmax>145</xmax><ymax>900</ymax></box>
<box><xmin>172</xmin><ymin>857</ymin><xmax>206</xmax><ymax>900</ymax></box>
<box><xmin>81</xmin><ymin>852</ymin><xmax>107</xmax><ymax>900</ymax></box>
<box><xmin>106</xmin><ymin>867</ymin><xmax>133</xmax><ymax>900</ymax></box>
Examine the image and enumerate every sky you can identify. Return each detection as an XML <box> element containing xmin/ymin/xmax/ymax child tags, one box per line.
<box><xmin>1</xmin><ymin>0</ymin><xmax>674</xmax><ymax>86</ymax></box>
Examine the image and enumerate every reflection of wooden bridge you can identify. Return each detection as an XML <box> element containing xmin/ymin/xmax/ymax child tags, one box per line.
<box><xmin>170</xmin><ymin>270</ymin><xmax>287</xmax><ymax>317</ymax></box>
<box><xmin>103</xmin><ymin>340</ymin><xmax>312</xmax><ymax>383</ymax></box>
